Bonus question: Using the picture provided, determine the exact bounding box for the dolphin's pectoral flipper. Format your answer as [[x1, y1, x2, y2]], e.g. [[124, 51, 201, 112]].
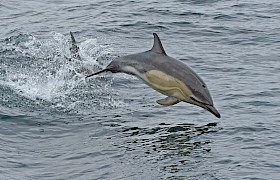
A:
[[70, 32, 81, 60], [156, 97, 180, 106]]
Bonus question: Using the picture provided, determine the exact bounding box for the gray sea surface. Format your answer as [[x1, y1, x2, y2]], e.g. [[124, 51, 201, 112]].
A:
[[0, 0, 280, 179]]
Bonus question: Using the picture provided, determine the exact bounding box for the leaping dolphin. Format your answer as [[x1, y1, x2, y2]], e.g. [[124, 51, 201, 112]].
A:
[[86, 33, 221, 118]]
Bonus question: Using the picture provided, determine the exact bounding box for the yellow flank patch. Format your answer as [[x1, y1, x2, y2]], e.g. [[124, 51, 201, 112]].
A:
[[145, 70, 192, 101]]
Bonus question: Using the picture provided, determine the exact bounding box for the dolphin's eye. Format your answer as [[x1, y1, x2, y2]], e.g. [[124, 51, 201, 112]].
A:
[[202, 84, 206, 88]]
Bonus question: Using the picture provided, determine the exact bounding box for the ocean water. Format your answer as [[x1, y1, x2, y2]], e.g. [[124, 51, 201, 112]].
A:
[[0, 0, 280, 179]]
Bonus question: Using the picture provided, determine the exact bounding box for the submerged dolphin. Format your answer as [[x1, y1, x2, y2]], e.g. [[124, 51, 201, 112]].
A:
[[67, 32, 102, 75], [69, 31, 81, 60], [86, 33, 221, 118]]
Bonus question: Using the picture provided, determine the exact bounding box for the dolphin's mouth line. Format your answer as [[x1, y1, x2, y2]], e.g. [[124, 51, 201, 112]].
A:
[[190, 96, 221, 118], [190, 96, 212, 107]]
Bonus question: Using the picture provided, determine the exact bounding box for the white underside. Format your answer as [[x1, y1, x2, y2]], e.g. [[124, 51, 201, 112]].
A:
[[121, 66, 196, 104]]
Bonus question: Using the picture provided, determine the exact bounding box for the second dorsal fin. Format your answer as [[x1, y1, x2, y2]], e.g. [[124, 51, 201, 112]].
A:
[[151, 33, 167, 55]]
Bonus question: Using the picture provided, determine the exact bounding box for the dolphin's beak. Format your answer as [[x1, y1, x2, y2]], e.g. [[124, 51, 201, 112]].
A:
[[204, 104, 221, 118], [190, 97, 221, 118]]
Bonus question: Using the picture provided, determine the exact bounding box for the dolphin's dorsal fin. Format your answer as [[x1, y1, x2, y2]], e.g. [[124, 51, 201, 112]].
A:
[[151, 33, 167, 55], [70, 32, 81, 60]]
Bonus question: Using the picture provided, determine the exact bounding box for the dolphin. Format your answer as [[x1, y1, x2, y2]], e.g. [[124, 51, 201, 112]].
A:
[[86, 33, 221, 118], [67, 32, 102, 75], [69, 31, 82, 60]]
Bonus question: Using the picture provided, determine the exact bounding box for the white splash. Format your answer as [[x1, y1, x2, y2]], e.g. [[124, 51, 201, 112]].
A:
[[1, 32, 126, 114]]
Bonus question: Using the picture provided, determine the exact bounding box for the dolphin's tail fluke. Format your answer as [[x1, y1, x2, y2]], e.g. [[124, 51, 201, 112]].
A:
[[70, 32, 81, 60], [86, 69, 109, 79]]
